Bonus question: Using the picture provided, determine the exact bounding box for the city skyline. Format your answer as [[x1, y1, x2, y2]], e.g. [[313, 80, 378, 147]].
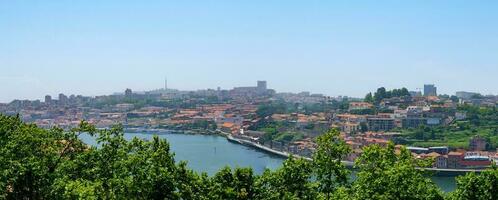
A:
[[2, 1, 498, 102], [0, 79, 488, 103], [2, 1, 498, 198]]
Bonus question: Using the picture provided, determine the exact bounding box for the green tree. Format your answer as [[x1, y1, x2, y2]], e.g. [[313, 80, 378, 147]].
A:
[[313, 129, 351, 200], [208, 166, 255, 200], [254, 157, 317, 200], [352, 143, 443, 200], [0, 115, 91, 199], [256, 101, 288, 117], [364, 92, 374, 103], [53, 126, 180, 199], [370, 87, 410, 104], [448, 168, 498, 200], [374, 87, 387, 103], [175, 162, 210, 200], [4, 114, 498, 199]]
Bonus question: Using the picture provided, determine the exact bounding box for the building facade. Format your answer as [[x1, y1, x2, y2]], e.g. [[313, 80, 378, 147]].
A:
[[367, 118, 395, 131], [424, 84, 437, 96]]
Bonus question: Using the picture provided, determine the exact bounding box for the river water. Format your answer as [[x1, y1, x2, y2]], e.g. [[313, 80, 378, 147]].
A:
[[79, 132, 457, 192]]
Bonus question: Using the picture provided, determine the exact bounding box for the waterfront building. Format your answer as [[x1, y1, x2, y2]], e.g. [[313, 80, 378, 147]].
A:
[[460, 155, 492, 169], [407, 147, 429, 154], [429, 146, 449, 155], [216, 115, 244, 126], [220, 122, 239, 134], [447, 152, 464, 169], [434, 155, 448, 168], [241, 130, 265, 139]]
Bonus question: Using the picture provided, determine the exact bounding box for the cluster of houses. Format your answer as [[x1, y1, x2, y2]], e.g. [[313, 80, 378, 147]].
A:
[[412, 147, 497, 169], [342, 132, 497, 169], [2, 83, 498, 170], [335, 96, 465, 135]]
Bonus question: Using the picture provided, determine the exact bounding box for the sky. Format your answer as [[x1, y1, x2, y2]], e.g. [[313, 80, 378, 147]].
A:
[[1, 1, 498, 103]]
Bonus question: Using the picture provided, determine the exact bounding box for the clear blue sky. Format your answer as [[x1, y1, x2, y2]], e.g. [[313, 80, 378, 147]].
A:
[[1, 1, 497, 102]]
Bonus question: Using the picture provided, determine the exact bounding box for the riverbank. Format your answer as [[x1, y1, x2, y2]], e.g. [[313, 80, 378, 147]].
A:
[[104, 128, 488, 176], [226, 134, 307, 159], [224, 133, 353, 168], [123, 127, 220, 135], [80, 131, 459, 192], [219, 131, 488, 175]]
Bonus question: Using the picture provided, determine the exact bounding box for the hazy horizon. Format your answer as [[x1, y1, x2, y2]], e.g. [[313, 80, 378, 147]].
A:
[[2, 1, 498, 103], [0, 78, 493, 103]]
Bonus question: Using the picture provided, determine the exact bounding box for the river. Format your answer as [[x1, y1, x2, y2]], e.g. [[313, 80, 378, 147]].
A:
[[79, 132, 457, 192]]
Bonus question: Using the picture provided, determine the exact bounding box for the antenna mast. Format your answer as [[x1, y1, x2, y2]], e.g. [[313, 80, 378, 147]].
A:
[[164, 77, 168, 90]]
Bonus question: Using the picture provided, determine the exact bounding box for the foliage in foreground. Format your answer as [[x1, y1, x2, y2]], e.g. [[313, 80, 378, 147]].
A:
[[0, 114, 497, 199]]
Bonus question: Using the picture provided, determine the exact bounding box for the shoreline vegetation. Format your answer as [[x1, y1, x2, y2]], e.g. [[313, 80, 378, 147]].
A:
[[2, 114, 497, 199]]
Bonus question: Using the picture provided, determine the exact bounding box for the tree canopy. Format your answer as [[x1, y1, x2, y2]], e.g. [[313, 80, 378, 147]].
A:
[[1, 114, 497, 199], [365, 87, 411, 104]]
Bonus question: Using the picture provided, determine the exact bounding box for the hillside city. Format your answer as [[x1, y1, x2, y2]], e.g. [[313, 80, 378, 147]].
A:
[[2, 81, 497, 170]]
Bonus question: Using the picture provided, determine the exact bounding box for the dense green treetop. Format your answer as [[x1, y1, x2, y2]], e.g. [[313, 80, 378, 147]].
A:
[[352, 143, 443, 200], [364, 87, 411, 104], [313, 129, 351, 200], [447, 167, 498, 200]]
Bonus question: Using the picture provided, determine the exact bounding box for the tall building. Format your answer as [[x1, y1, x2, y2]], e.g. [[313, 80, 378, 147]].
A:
[[58, 93, 68, 105], [424, 84, 437, 96], [257, 81, 267, 91], [44, 95, 52, 104]]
